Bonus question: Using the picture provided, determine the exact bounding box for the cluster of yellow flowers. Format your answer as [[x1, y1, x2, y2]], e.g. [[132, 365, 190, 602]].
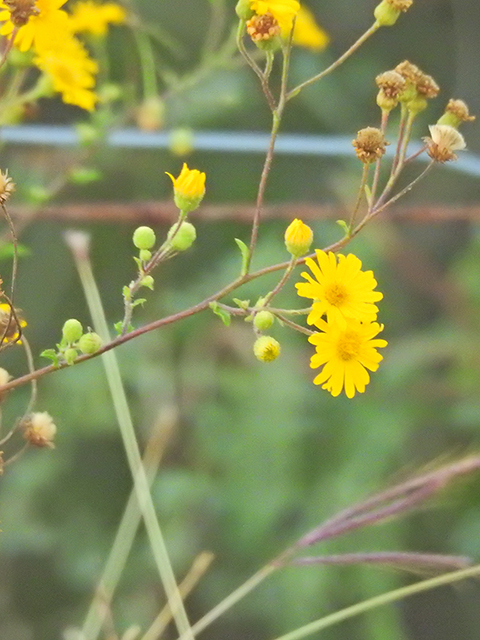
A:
[[0, 0, 126, 110], [288, 222, 387, 399]]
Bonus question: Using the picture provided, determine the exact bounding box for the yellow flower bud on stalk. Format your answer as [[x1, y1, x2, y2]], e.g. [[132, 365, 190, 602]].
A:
[[285, 219, 313, 257], [253, 335, 281, 362], [166, 163, 206, 214]]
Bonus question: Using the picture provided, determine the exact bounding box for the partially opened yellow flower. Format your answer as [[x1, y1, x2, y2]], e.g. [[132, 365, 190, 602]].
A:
[[0, 0, 69, 53], [69, 0, 126, 36], [166, 163, 206, 213], [308, 317, 387, 398], [250, 0, 300, 35], [293, 5, 329, 51]]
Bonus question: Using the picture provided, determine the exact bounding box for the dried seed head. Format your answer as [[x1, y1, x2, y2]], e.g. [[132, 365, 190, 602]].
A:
[[425, 124, 466, 163], [386, 0, 413, 10], [415, 73, 440, 99], [3, 0, 39, 27], [246, 12, 281, 43], [437, 99, 476, 128], [395, 60, 422, 83], [352, 127, 389, 164], [0, 170, 15, 205], [23, 411, 57, 448], [375, 71, 406, 99]]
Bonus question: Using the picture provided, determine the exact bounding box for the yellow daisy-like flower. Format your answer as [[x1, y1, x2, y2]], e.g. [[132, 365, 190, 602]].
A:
[[166, 163, 206, 213], [250, 0, 300, 35], [296, 250, 383, 326], [69, 0, 126, 36], [0, 302, 27, 345], [0, 0, 69, 53], [308, 317, 387, 398], [34, 35, 99, 110], [293, 5, 329, 51]]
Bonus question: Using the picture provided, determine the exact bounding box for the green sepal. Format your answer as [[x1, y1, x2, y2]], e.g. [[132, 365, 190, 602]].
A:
[[114, 321, 134, 334], [234, 238, 250, 276], [40, 349, 60, 367], [209, 302, 231, 326], [233, 298, 250, 310]]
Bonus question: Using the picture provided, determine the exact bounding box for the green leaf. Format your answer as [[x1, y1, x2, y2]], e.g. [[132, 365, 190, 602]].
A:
[[234, 238, 250, 276], [232, 298, 250, 310], [122, 285, 131, 301], [364, 183, 373, 208], [114, 321, 134, 334], [336, 219, 350, 236], [209, 301, 231, 326], [40, 349, 60, 367], [69, 167, 103, 185], [131, 298, 147, 308]]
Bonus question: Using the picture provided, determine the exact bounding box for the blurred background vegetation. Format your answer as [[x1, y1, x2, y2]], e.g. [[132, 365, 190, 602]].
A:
[[1, 0, 480, 638]]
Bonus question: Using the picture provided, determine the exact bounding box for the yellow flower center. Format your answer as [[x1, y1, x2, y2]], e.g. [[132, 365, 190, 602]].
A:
[[337, 330, 362, 361], [325, 281, 348, 307]]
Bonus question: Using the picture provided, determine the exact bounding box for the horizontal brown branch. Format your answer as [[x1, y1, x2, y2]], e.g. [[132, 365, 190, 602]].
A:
[[8, 201, 480, 224]]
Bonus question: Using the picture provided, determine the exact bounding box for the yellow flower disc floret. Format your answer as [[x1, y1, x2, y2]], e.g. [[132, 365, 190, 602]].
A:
[[295, 250, 383, 326], [308, 318, 387, 398]]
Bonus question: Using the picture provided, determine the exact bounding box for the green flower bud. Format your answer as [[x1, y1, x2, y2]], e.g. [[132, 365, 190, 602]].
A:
[[253, 336, 281, 362], [64, 348, 78, 365], [169, 127, 195, 157], [78, 331, 102, 355], [139, 249, 152, 262], [167, 221, 197, 251], [133, 226, 156, 250], [254, 310, 275, 331], [235, 0, 254, 20], [62, 318, 83, 343]]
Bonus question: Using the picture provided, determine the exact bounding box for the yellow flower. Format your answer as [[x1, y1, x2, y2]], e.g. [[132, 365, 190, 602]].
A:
[[295, 249, 383, 326], [166, 163, 206, 213], [0, 302, 26, 345], [284, 218, 313, 257], [34, 35, 99, 110], [250, 0, 300, 35], [0, 0, 69, 52], [293, 5, 329, 51], [308, 317, 387, 398], [69, 0, 126, 36]]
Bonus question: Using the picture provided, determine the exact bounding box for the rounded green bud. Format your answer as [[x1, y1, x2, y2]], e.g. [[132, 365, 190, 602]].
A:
[[169, 127, 195, 157], [374, 1, 399, 26], [254, 310, 275, 331], [235, 0, 254, 20], [139, 249, 152, 262], [253, 336, 281, 362], [62, 318, 83, 343], [406, 96, 428, 114], [64, 348, 78, 365], [133, 226, 156, 250], [78, 331, 102, 355], [140, 275, 154, 289], [167, 221, 197, 251]]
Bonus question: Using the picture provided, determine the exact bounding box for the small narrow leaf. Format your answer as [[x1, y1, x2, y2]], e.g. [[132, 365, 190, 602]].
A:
[[131, 298, 147, 308], [209, 301, 231, 326], [336, 219, 350, 236], [234, 238, 250, 276], [40, 349, 60, 367]]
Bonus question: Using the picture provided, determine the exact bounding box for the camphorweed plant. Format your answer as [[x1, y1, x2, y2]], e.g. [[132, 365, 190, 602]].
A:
[[0, 0, 479, 638]]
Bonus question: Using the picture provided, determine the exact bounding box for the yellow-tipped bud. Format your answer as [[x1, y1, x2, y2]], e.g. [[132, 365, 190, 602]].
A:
[[285, 219, 313, 257], [253, 336, 281, 362], [166, 163, 206, 214]]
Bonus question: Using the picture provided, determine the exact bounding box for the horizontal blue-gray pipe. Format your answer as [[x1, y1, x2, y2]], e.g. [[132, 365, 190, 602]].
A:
[[1, 125, 480, 177]]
